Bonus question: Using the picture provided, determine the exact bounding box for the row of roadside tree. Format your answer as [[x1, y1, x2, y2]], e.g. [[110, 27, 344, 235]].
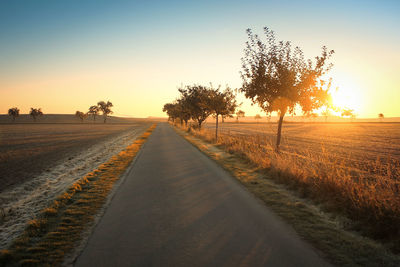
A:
[[164, 27, 334, 152]]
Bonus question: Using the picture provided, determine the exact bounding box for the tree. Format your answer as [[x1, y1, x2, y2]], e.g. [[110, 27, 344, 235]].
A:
[[163, 102, 181, 124], [88, 105, 100, 121], [29, 108, 43, 122], [254, 114, 262, 123], [97, 101, 113, 123], [178, 85, 213, 130], [8, 107, 20, 122], [341, 108, 354, 118], [240, 27, 334, 151], [321, 108, 330, 122], [75, 111, 87, 122], [208, 86, 238, 140], [378, 113, 384, 122], [236, 110, 245, 123]]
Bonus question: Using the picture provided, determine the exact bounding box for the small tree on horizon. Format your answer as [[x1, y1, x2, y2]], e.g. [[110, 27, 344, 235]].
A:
[[378, 113, 384, 122], [88, 105, 100, 121], [97, 101, 113, 123], [235, 110, 245, 123], [29, 108, 43, 122], [254, 114, 262, 123], [75, 111, 87, 122], [8, 107, 20, 122], [240, 27, 334, 151]]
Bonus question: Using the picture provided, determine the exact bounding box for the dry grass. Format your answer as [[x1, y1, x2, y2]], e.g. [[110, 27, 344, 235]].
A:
[[184, 122, 400, 252], [0, 124, 156, 266]]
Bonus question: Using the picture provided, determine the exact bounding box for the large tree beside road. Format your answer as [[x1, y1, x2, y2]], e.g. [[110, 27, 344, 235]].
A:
[[240, 27, 334, 151]]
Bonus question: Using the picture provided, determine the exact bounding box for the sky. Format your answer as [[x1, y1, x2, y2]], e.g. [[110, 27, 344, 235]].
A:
[[0, 0, 399, 118]]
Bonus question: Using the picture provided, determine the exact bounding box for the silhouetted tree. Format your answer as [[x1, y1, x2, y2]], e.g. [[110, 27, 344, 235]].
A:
[[236, 110, 245, 123], [254, 114, 261, 123], [97, 101, 113, 123], [88, 105, 100, 121], [321, 109, 330, 122], [8, 107, 20, 122], [378, 113, 384, 122], [341, 108, 354, 118], [75, 111, 87, 122], [241, 27, 334, 151], [208, 86, 238, 139], [178, 85, 213, 130], [29, 108, 43, 122]]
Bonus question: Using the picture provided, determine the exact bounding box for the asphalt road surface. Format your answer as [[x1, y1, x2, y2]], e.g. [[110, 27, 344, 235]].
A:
[[75, 123, 330, 267]]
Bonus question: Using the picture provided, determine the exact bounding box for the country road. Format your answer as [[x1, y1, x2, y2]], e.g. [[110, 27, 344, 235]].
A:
[[75, 123, 330, 267]]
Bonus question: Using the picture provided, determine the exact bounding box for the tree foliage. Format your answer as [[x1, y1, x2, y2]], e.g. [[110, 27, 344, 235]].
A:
[[240, 27, 334, 151], [75, 111, 87, 122], [8, 107, 20, 122], [178, 85, 213, 129], [88, 105, 100, 121], [29, 108, 43, 122], [97, 101, 113, 123]]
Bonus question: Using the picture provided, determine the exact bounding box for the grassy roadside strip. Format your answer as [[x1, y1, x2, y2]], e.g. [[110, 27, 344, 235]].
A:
[[0, 124, 156, 266], [173, 125, 400, 267]]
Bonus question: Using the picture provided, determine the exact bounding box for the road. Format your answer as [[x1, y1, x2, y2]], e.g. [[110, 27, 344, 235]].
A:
[[75, 123, 330, 267]]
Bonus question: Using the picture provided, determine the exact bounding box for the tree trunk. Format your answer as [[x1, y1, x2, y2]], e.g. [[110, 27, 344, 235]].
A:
[[198, 119, 202, 130], [276, 114, 284, 152], [103, 116, 107, 123], [215, 115, 219, 140]]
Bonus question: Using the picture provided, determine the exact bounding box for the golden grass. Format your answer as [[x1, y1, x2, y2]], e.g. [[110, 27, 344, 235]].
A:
[[181, 123, 400, 252], [175, 124, 400, 266], [0, 124, 156, 266]]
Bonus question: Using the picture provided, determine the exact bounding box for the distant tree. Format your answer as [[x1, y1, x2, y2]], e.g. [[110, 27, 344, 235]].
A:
[[75, 111, 87, 122], [240, 27, 334, 151], [306, 112, 318, 122], [341, 108, 354, 118], [178, 85, 213, 130], [29, 108, 43, 122], [208, 86, 238, 139], [378, 113, 384, 122], [236, 110, 245, 123], [321, 109, 330, 122], [267, 113, 271, 123], [97, 101, 113, 123], [254, 114, 262, 123], [8, 107, 20, 122], [88, 105, 100, 121]]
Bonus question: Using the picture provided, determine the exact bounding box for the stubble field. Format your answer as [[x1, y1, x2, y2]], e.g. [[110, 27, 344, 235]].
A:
[[0, 122, 151, 249], [204, 122, 400, 179]]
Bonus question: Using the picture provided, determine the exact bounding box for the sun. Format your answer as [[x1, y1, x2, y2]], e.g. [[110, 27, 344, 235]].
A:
[[329, 76, 364, 114]]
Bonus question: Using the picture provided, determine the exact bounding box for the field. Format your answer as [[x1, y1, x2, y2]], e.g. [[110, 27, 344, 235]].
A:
[[195, 121, 400, 249], [204, 122, 400, 179], [0, 123, 151, 191], [0, 122, 151, 249]]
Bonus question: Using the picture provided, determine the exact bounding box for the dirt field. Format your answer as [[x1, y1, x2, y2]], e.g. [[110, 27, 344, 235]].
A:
[[0, 123, 151, 191], [204, 122, 400, 179], [0, 122, 152, 249]]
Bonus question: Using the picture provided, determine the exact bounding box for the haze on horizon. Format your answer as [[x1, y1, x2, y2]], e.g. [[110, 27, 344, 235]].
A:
[[0, 0, 399, 118]]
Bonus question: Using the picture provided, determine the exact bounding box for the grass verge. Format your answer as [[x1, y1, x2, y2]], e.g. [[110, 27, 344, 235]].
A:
[[0, 124, 156, 266], [173, 125, 400, 267]]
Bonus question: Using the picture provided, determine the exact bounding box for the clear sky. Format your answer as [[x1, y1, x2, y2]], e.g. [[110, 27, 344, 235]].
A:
[[1, 0, 399, 118]]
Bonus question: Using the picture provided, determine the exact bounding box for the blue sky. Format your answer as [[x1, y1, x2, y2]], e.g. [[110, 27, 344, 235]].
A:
[[0, 0, 399, 117]]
